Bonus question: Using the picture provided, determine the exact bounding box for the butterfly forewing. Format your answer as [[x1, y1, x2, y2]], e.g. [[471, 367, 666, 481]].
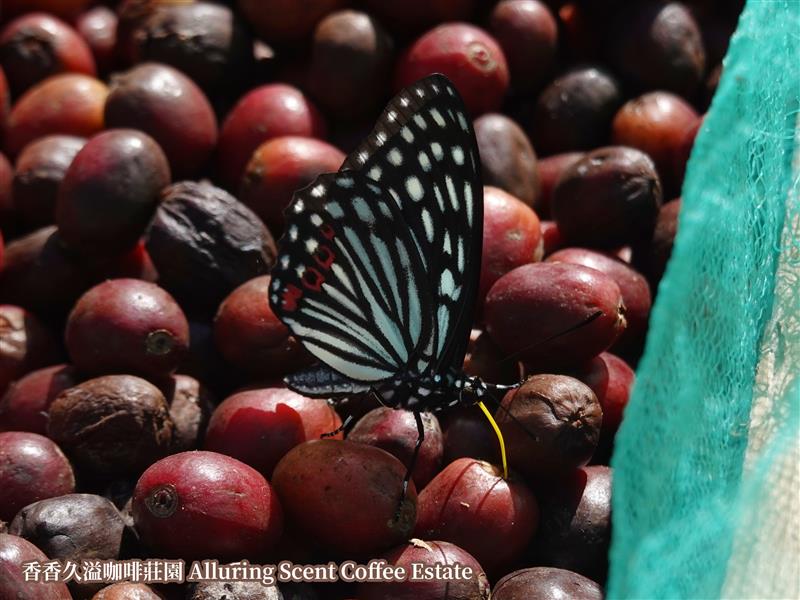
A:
[[269, 172, 434, 384], [341, 74, 483, 375]]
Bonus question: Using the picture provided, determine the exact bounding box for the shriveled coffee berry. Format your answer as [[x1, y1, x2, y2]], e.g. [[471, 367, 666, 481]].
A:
[[552, 146, 663, 248], [66, 279, 189, 378], [47, 375, 173, 475], [9, 493, 125, 562], [0, 304, 60, 396], [496, 375, 602, 481], [145, 181, 277, 317]]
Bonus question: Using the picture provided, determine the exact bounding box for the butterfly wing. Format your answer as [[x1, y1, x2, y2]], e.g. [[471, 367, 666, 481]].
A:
[[269, 172, 434, 387], [341, 73, 483, 376]]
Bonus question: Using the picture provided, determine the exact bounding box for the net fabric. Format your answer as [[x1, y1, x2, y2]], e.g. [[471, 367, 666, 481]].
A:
[[607, 1, 800, 599]]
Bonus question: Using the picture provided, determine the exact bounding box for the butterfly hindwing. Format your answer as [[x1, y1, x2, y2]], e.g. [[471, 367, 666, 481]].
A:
[[270, 172, 434, 384], [341, 73, 483, 376]]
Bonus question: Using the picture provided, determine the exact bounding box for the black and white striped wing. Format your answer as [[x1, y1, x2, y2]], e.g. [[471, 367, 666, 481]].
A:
[[341, 73, 483, 375], [269, 172, 434, 385]]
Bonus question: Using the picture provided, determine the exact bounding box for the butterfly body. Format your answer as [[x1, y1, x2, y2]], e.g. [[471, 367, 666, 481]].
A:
[[270, 74, 487, 407]]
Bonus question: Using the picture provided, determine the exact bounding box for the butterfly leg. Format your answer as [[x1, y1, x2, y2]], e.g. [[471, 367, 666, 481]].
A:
[[320, 413, 353, 438], [402, 410, 426, 498]]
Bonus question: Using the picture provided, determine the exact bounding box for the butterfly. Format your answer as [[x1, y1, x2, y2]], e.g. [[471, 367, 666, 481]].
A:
[[268, 74, 514, 492]]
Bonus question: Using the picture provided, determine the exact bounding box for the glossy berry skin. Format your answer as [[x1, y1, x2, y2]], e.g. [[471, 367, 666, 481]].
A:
[[4, 74, 107, 157], [485, 262, 626, 369], [612, 91, 700, 194], [75, 6, 118, 75], [213, 276, 311, 377], [216, 84, 327, 190], [239, 136, 345, 235], [204, 386, 342, 478], [237, 0, 347, 44], [489, 0, 558, 93], [308, 10, 395, 120], [65, 279, 189, 379], [0, 533, 72, 599], [358, 540, 490, 600], [104, 63, 217, 178], [133, 451, 283, 561], [0, 13, 96, 97], [272, 440, 417, 557], [414, 458, 538, 575], [546, 247, 651, 357], [0, 364, 79, 434], [395, 23, 509, 116], [529, 466, 612, 582], [493, 567, 603, 600], [0, 431, 75, 522], [12, 135, 86, 228], [474, 114, 540, 208], [348, 407, 443, 489], [479, 186, 542, 308], [56, 129, 171, 255], [536, 152, 584, 219]]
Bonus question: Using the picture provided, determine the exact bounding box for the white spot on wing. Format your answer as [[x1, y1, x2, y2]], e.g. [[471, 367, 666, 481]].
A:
[[401, 127, 414, 143], [352, 196, 374, 224], [421, 208, 434, 242], [388, 148, 403, 165], [368, 166, 382, 180], [338, 177, 354, 188], [293, 199, 304, 213], [326, 202, 344, 218], [457, 112, 469, 131], [464, 182, 473, 225], [289, 225, 298, 240], [418, 151, 431, 172], [445, 175, 459, 210], [279, 256, 289, 268], [440, 268, 455, 296], [305, 238, 318, 253], [413, 115, 427, 129], [311, 185, 325, 197], [406, 176, 424, 202], [430, 108, 446, 127], [310, 213, 322, 226], [452, 146, 464, 165], [431, 142, 443, 160], [443, 232, 451, 254]]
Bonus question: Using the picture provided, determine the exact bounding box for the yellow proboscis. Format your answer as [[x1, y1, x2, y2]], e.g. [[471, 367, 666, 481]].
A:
[[477, 400, 508, 479]]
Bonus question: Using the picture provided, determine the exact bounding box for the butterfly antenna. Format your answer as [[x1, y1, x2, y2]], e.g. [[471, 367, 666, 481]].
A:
[[496, 310, 604, 365], [477, 400, 508, 479]]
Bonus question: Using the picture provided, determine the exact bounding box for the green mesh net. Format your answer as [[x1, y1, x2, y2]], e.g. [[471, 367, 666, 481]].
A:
[[607, 1, 800, 598]]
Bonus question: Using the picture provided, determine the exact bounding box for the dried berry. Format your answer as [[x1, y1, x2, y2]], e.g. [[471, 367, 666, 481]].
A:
[[0, 304, 60, 396], [145, 181, 276, 317], [495, 375, 602, 480], [47, 375, 173, 475]]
